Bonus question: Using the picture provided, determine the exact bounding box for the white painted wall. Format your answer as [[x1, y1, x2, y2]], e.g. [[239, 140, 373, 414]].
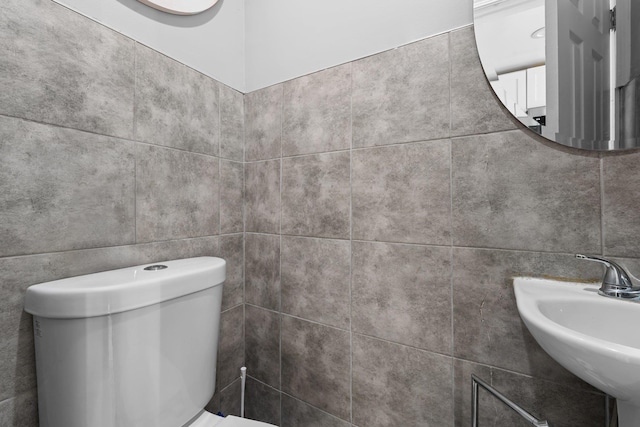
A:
[[244, 0, 473, 92], [51, 0, 473, 92], [52, 0, 245, 91]]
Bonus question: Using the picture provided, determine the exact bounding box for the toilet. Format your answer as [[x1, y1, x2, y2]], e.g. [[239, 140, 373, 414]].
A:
[[24, 257, 277, 427]]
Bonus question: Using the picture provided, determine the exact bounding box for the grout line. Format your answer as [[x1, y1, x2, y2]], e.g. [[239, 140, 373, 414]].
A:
[[4, 235, 634, 264], [447, 31, 456, 414], [348, 59, 354, 426], [279, 83, 284, 412], [218, 157, 222, 236], [0, 112, 235, 161], [133, 42, 138, 144]]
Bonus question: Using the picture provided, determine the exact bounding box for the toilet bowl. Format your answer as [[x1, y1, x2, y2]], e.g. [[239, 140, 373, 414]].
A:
[[24, 257, 277, 427], [190, 411, 275, 427]]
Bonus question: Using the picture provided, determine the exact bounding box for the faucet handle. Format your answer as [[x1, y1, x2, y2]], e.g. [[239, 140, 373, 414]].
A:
[[576, 254, 634, 291]]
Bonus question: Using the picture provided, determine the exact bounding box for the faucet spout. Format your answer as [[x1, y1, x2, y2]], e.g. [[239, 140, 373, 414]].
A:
[[576, 254, 639, 299]]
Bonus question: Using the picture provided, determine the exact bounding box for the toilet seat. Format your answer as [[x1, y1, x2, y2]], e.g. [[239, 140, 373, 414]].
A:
[[188, 411, 278, 427], [215, 415, 277, 427]]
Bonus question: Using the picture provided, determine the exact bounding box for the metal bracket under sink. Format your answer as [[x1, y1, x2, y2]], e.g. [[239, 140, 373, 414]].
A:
[[471, 375, 616, 427], [471, 374, 549, 427]]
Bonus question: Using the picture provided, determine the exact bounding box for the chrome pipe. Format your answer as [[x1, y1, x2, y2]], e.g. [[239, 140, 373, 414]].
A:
[[471, 375, 550, 427]]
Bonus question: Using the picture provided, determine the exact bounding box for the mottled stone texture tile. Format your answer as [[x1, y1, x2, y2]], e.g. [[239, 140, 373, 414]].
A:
[[136, 145, 219, 242], [282, 64, 352, 156], [452, 247, 601, 387], [217, 379, 242, 417], [450, 27, 517, 137], [352, 34, 450, 148], [452, 130, 601, 253], [281, 316, 351, 421], [352, 140, 451, 245], [245, 305, 281, 389], [245, 234, 280, 311], [452, 359, 493, 427], [245, 84, 283, 161], [217, 305, 244, 390], [352, 242, 452, 354], [135, 43, 219, 156], [0, 389, 38, 427], [218, 234, 244, 311], [453, 359, 605, 427], [603, 150, 640, 257], [281, 395, 351, 427], [0, 117, 136, 258], [281, 152, 350, 239], [245, 160, 281, 234], [245, 377, 281, 425], [220, 84, 245, 161], [352, 334, 453, 427], [0, 0, 134, 139], [220, 160, 244, 234], [281, 237, 350, 329], [0, 311, 34, 404]]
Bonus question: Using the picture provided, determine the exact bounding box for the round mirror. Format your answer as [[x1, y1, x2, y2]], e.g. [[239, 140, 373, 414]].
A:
[[473, 0, 640, 151], [136, 0, 219, 15]]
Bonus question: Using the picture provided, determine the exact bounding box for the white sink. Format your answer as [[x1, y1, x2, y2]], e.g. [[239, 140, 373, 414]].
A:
[[514, 277, 640, 427]]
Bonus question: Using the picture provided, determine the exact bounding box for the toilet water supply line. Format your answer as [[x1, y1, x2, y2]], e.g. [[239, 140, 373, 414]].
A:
[[240, 367, 247, 418]]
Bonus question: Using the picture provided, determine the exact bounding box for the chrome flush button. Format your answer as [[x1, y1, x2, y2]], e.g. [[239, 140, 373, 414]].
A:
[[144, 265, 168, 271]]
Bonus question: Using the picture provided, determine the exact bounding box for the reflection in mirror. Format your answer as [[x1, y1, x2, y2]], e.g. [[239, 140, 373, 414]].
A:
[[474, 0, 640, 151]]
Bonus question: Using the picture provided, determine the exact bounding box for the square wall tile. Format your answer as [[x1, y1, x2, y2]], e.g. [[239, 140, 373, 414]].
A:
[[282, 64, 352, 156], [217, 305, 244, 389], [603, 150, 640, 257], [282, 395, 351, 427], [220, 84, 245, 161], [352, 140, 451, 245], [136, 145, 219, 243], [452, 359, 492, 427], [0, 389, 38, 427], [245, 377, 281, 425], [281, 316, 351, 421], [452, 247, 601, 387], [281, 237, 350, 329], [220, 160, 244, 234], [245, 160, 281, 234], [281, 152, 350, 239], [245, 305, 280, 389], [0, 0, 134, 139], [220, 380, 242, 417], [134, 43, 219, 156], [0, 311, 34, 403], [218, 234, 244, 311], [352, 334, 454, 427], [0, 117, 135, 258], [352, 242, 452, 354], [352, 34, 450, 148], [452, 130, 601, 253], [245, 234, 280, 311], [245, 84, 283, 161], [450, 27, 517, 137]]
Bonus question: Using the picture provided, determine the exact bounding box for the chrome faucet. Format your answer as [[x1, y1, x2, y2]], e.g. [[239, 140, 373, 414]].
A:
[[576, 254, 640, 299]]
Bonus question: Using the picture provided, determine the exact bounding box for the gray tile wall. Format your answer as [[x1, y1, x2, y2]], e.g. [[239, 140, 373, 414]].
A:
[[0, 1, 244, 424], [242, 26, 636, 427]]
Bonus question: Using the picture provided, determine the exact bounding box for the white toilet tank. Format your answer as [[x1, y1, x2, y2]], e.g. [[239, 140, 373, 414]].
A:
[[24, 257, 226, 427]]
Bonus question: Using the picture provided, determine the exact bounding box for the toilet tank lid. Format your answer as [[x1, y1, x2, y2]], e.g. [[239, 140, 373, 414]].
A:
[[24, 257, 225, 319]]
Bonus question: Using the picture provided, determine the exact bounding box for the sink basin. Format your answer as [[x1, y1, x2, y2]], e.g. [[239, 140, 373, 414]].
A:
[[514, 277, 640, 427]]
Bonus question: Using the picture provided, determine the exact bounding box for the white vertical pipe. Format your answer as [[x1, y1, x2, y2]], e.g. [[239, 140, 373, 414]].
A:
[[240, 367, 247, 418]]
